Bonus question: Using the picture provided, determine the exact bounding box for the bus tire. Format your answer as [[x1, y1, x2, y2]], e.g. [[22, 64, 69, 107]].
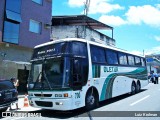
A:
[[85, 89, 98, 110], [131, 82, 136, 95], [136, 81, 141, 93]]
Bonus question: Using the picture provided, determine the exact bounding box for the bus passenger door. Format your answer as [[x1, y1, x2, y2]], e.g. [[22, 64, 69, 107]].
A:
[[71, 58, 88, 90]]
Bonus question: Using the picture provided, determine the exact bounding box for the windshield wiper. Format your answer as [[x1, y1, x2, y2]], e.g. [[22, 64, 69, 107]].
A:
[[32, 71, 52, 90], [33, 72, 42, 90], [43, 70, 52, 90]]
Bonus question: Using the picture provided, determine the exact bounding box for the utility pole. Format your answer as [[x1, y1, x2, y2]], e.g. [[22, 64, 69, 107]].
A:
[[83, 0, 90, 38], [84, 0, 90, 16]]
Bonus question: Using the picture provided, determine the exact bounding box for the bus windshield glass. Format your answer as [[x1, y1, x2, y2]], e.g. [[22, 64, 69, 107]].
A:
[[28, 58, 70, 90]]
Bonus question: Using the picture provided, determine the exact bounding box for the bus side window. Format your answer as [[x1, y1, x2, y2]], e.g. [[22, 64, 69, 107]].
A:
[[72, 42, 87, 57], [90, 45, 106, 63], [118, 52, 128, 65], [135, 57, 141, 66], [128, 55, 135, 65], [106, 49, 118, 65]]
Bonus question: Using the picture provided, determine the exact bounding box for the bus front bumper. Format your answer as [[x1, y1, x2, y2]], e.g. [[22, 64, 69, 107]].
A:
[[29, 97, 73, 110]]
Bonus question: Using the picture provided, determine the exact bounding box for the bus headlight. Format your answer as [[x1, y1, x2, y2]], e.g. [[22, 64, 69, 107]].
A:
[[55, 102, 63, 105]]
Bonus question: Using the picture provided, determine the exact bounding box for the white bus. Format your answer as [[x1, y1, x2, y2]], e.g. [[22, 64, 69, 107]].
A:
[[28, 38, 148, 110]]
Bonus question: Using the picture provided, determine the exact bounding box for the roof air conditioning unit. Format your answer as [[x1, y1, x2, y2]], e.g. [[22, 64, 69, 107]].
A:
[[44, 23, 51, 29]]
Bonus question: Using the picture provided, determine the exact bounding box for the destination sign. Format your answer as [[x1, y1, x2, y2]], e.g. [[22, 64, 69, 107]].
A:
[[32, 42, 68, 59]]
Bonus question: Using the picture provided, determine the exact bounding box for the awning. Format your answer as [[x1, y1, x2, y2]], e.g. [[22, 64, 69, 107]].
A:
[[3, 60, 30, 65], [6, 10, 22, 23], [52, 15, 113, 30]]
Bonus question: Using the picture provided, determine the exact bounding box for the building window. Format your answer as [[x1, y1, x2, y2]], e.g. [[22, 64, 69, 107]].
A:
[[32, 0, 43, 5], [5, 0, 22, 23], [6, 10, 22, 23], [29, 20, 41, 34], [6, 0, 21, 13], [100, 34, 104, 41], [3, 21, 19, 44]]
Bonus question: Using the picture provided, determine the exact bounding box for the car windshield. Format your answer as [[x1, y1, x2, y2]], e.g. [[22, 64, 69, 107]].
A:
[[28, 57, 70, 90]]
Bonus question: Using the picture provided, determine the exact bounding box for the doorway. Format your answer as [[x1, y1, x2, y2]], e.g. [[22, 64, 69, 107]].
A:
[[17, 69, 29, 94]]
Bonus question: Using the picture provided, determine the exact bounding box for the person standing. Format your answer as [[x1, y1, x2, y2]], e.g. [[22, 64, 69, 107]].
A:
[[10, 78, 20, 110], [154, 73, 159, 84], [150, 71, 155, 83]]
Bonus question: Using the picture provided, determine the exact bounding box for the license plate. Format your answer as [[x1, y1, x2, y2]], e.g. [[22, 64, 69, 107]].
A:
[[5, 93, 12, 99]]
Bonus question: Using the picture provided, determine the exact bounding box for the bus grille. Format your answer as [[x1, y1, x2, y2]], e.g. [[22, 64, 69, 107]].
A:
[[34, 94, 52, 97], [35, 101, 53, 107]]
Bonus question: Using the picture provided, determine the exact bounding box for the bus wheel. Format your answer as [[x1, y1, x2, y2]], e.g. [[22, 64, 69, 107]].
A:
[[131, 82, 136, 95], [85, 90, 97, 110], [136, 81, 141, 93]]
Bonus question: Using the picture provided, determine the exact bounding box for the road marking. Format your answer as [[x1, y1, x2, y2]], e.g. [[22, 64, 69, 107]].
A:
[[130, 95, 150, 106]]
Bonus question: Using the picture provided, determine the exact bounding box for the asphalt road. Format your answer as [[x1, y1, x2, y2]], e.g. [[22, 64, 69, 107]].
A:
[[1, 82, 160, 120]]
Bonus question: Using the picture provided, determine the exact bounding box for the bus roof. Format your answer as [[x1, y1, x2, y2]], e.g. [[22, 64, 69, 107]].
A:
[[35, 38, 144, 58]]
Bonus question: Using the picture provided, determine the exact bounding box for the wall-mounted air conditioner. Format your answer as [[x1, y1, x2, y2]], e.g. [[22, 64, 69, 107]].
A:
[[44, 23, 51, 29]]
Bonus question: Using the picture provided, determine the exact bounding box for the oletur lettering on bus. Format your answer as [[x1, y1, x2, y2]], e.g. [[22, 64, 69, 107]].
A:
[[104, 66, 118, 72]]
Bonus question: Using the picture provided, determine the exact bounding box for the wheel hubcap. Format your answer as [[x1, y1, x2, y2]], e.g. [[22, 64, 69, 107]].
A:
[[132, 85, 135, 92], [137, 85, 139, 91], [87, 95, 95, 105]]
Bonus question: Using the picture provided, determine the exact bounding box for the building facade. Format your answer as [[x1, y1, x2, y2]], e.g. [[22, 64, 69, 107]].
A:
[[0, 0, 52, 93], [51, 15, 115, 46], [146, 54, 160, 74]]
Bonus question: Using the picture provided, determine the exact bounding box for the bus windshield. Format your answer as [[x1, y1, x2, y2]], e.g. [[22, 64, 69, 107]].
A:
[[28, 57, 70, 90], [28, 41, 88, 90]]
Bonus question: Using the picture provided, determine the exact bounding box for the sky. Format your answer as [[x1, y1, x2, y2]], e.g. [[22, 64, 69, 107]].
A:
[[52, 0, 160, 55]]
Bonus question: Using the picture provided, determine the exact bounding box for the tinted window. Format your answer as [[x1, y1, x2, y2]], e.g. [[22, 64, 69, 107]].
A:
[[135, 57, 141, 66], [72, 42, 87, 57], [32, 0, 43, 4], [0, 81, 14, 90], [128, 55, 135, 65], [3, 21, 19, 44], [6, 10, 22, 23], [106, 49, 118, 65], [118, 53, 128, 65], [6, 0, 21, 13], [72, 58, 88, 86], [90, 45, 106, 63]]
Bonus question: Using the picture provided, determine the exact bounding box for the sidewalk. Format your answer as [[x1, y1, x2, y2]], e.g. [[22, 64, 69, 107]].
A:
[[7, 97, 41, 112]]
